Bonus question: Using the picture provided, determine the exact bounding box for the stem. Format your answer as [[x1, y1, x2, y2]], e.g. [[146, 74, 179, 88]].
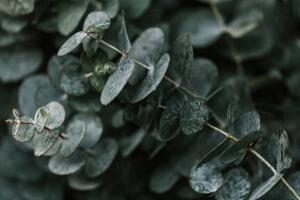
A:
[[206, 122, 300, 200], [208, 0, 245, 76], [92, 28, 300, 200]]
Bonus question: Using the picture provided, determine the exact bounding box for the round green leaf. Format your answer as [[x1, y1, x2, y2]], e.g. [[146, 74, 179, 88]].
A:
[[130, 53, 170, 103], [119, 0, 150, 19], [60, 120, 86, 157], [175, 9, 222, 47], [12, 116, 34, 143], [85, 138, 118, 178], [233, 111, 261, 138], [69, 93, 102, 113], [58, 31, 87, 56], [119, 128, 146, 157], [215, 168, 251, 200], [57, 0, 89, 36], [189, 163, 223, 194], [48, 151, 86, 175], [0, 46, 43, 83], [101, 56, 135, 105], [182, 58, 218, 97], [72, 113, 103, 148], [33, 107, 49, 134], [18, 75, 50, 116], [33, 129, 60, 157], [149, 164, 180, 194], [59, 63, 90, 96], [90, 74, 106, 92], [68, 173, 102, 191], [128, 27, 165, 85], [48, 55, 80, 89], [180, 99, 210, 135], [83, 11, 111, 32], [45, 101, 66, 130], [0, 0, 34, 16]]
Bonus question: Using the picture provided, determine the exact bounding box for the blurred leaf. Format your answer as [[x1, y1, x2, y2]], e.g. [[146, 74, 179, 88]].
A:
[[119, 128, 146, 157], [85, 138, 118, 177], [57, 0, 89, 36], [215, 168, 251, 200], [60, 119, 86, 157], [0, 0, 34, 16], [0, 46, 43, 83], [175, 9, 222, 47], [49, 151, 86, 175]]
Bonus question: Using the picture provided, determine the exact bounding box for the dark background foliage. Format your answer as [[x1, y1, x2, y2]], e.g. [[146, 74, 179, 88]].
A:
[[1, 0, 300, 199]]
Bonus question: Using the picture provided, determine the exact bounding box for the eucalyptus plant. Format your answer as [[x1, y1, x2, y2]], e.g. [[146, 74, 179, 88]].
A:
[[1, 0, 300, 199]]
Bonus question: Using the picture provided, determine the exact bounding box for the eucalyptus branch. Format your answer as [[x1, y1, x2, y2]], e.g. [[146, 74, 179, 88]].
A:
[[5, 118, 67, 140], [98, 39, 206, 101], [205, 122, 300, 200], [90, 27, 300, 200]]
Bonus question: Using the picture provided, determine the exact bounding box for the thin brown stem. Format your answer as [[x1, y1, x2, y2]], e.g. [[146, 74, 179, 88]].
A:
[[205, 122, 300, 200]]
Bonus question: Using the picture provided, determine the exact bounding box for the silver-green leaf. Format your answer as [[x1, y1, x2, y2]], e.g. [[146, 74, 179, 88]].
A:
[[58, 31, 87, 56], [101, 56, 135, 105]]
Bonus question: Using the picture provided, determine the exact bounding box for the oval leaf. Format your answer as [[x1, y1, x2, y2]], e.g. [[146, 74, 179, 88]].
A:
[[101, 56, 135, 105], [189, 163, 223, 194], [58, 31, 87, 56], [130, 53, 170, 103], [85, 138, 118, 178]]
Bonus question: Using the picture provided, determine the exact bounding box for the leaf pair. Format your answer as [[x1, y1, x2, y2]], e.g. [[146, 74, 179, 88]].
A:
[[58, 11, 111, 56]]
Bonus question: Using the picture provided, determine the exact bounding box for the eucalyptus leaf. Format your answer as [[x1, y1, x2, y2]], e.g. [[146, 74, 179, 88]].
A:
[[85, 138, 118, 178], [180, 99, 210, 135], [149, 164, 180, 194], [221, 131, 263, 164], [119, 0, 150, 19], [215, 168, 251, 200], [12, 116, 34, 143], [59, 63, 90, 96], [119, 128, 146, 157], [0, 46, 43, 83], [18, 75, 50, 116], [175, 9, 222, 47], [68, 173, 102, 191], [101, 56, 135, 105], [72, 113, 103, 148], [33, 129, 60, 157], [128, 27, 165, 85], [249, 173, 282, 200], [57, 0, 89, 36], [83, 11, 111, 32], [130, 53, 170, 103], [58, 31, 87, 56], [182, 58, 218, 97], [49, 151, 86, 175], [189, 163, 223, 194], [269, 128, 292, 172], [60, 119, 86, 157], [45, 101, 66, 130], [33, 106, 49, 134], [0, 0, 34, 16]]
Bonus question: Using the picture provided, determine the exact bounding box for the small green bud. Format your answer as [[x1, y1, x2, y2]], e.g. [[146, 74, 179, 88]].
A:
[[90, 74, 106, 92]]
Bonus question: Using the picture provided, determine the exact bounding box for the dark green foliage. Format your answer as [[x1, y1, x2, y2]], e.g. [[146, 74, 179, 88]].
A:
[[1, 0, 300, 199]]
